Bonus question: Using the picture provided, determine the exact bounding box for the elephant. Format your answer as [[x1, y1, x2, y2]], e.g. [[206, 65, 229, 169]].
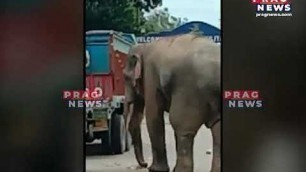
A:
[[123, 33, 220, 172]]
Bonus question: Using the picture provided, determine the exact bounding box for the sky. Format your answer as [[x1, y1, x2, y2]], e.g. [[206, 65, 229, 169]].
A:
[[158, 0, 220, 28]]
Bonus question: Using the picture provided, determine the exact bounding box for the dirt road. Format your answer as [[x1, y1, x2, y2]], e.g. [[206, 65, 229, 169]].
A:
[[86, 115, 213, 172]]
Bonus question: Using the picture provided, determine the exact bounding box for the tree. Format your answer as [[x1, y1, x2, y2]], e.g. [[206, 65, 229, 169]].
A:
[[141, 8, 188, 33], [86, 0, 146, 33], [134, 0, 163, 12], [85, 0, 187, 35]]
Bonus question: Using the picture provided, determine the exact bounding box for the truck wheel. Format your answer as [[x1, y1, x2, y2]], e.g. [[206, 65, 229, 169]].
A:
[[111, 114, 126, 154], [85, 133, 95, 143], [126, 131, 132, 151], [86, 123, 95, 143], [101, 121, 112, 154]]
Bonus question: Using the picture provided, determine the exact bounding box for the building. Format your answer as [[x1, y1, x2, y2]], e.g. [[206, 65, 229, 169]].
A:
[[136, 21, 221, 44]]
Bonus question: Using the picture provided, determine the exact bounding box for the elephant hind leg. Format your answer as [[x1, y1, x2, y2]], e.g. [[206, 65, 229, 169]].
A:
[[169, 99, 204, 172], [172, 131, 197, 172]]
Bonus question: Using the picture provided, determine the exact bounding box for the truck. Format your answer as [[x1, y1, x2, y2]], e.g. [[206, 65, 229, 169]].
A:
[[85, 30, 137, 154]]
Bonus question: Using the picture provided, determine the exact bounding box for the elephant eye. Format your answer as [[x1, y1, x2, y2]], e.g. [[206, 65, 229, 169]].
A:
[[123, 73, 130, 82], [128, 55, 138, 67], [123, 73, 128, 80], [123, 75, 128, 81]]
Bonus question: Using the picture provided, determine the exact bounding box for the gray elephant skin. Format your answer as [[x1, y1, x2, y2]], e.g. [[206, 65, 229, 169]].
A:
[[123, 34, 220, 172]]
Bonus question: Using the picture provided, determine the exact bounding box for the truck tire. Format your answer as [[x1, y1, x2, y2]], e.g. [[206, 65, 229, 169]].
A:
[[101, 134, 112, 154], [86, 123, 95, 143], [85, 133, 95, 143], [111, 114, 126, 154], [101, 121, 112, 154]]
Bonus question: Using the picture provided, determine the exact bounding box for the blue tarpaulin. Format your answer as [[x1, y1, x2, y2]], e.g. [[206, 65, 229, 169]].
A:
[[136, 21, 221, 43]]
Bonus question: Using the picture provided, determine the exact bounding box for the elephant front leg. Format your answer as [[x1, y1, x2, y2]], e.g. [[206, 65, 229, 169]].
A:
[[210, 121, 220, 172], [169, 95, 204, 172], [146, 107, 169, 172]]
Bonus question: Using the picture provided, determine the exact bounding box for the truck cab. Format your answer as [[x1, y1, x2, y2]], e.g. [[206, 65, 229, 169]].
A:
[[85, 30, 137, 154]]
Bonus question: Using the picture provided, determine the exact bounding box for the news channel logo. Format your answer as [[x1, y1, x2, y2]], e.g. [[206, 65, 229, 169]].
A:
[[63, 87, 105, 108], [252, 0, 293, 17], [224, 90, 263, 108]]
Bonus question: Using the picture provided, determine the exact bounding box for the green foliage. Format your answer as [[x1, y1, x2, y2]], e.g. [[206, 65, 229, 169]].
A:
[[85, 0, 187, 34], [86, 0, 144, 33], [134, 0, 162, 12], [141, 8, 188, 33]]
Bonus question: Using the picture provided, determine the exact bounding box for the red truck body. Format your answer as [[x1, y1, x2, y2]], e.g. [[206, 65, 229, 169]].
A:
[[85, 30, 136, 154], [85, 50, 127, 100]]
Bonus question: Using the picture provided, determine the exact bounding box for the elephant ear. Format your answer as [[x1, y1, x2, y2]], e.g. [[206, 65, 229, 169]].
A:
[[133, 54, 142, 80], [134, 60, 141, 80]]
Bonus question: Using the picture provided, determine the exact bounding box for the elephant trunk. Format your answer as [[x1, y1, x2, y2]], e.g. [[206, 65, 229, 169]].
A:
[[123, 100, 147, 168], [123, 101, 132, 131], [131, 124, 148, 168]]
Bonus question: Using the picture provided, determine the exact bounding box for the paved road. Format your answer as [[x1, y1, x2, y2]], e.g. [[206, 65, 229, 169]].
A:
[[86, 115, 213, 172]]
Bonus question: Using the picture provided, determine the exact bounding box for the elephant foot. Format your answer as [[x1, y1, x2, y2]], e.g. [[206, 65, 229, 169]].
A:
[[210, 170, 220, 172], [138, 161, 148, 168], [210, 165, 221, 172], [148, 164, 170, 172], [148, 169, 169, 172], [210, 167, 221, 172], [172, 166, 192, 172]]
